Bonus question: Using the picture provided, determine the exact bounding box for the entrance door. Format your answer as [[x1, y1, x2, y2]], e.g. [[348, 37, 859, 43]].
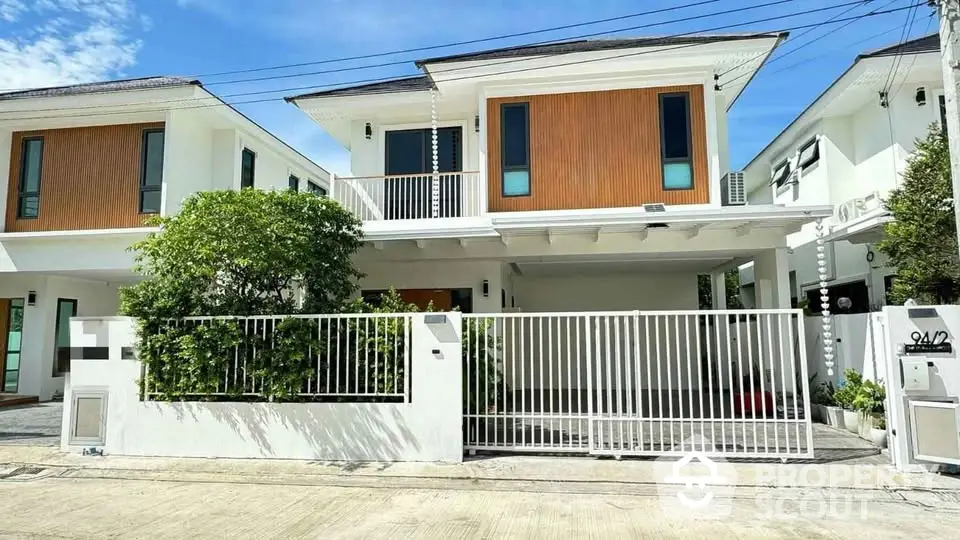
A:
[[0, 299, 24, 393], [384, 127, 462, 219]]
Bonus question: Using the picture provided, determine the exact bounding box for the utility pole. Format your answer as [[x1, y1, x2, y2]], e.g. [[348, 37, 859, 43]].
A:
[[939, 0, 960, 258]]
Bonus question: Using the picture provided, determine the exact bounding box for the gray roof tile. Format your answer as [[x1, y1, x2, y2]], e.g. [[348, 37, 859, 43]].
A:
[[858, 33, 939, 59], [286, 75, 434, 101], [415, 33, 787, 66], [0, 76, 200, 101]]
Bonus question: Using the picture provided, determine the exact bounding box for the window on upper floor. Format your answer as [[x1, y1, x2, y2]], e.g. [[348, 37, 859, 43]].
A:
[[770, 159, 791, 189], [940, 95, 948, 136], [288, 175, 300, 192], [17, 137, 43, 219], [307, 181, 327, 197], [797, 137, 819, 170], [139, 129, 165, 214], [241, 148, 256, 188], [659, 92, 693, 190], [501, 102, 530, 197]]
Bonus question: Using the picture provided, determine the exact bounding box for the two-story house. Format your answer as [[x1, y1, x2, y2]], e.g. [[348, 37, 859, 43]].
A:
[[289, 34, 833, 316], [0, 76, 330, 400], [739, 34, 944, 313]]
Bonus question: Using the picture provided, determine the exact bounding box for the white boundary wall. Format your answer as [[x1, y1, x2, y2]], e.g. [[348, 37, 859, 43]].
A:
[[61, 315, 463, 462]]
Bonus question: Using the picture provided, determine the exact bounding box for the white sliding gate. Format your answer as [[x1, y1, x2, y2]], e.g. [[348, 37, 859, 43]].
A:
[[463, 310, 813, 459]]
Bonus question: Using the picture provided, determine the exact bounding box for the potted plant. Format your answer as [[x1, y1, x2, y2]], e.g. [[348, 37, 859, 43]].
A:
[[834, 369, 863, 434], [820, 381, 843, 428], [853, 379, 887, 447], [809, 378, 834, 424]]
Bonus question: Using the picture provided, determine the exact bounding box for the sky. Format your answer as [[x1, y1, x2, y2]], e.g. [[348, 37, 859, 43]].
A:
[[0, 0, 939, 175]]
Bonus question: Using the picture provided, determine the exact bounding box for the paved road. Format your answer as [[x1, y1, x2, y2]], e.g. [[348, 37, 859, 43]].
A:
[[0, 402, 61, 446], [1, 469, 959, 539]]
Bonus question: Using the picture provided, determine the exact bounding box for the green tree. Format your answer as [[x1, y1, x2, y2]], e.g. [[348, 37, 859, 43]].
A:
[[878, 127, 960, 304], [697, 271, 745, 309], [120, 189, 364, 318]]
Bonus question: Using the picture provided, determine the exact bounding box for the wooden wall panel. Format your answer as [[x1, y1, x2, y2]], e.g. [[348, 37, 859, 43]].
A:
[[487, 85, 709, 212], [5, 122, 164, 232]]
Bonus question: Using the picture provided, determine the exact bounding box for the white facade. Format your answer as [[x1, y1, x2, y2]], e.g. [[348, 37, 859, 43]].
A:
[[0, 81, 330, 399], [63, 315, 464, 462], [740, 36, 944, 309]]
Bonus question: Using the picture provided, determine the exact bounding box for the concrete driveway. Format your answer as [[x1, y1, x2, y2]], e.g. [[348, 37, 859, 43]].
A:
[[0, 402, 62, 446]]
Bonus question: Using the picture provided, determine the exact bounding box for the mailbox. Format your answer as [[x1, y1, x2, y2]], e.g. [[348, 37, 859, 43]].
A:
[[901, 357, 931, 392]]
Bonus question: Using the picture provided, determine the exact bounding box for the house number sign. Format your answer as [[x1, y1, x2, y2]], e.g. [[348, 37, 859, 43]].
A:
[[903, 330, 953, 354]]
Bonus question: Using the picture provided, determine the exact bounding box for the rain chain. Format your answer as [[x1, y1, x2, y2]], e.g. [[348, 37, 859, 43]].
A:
[[430, 88, 440, 219], [816, 218, 834, 376]]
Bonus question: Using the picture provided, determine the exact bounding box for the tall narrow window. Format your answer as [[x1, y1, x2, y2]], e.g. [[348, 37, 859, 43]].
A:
[[307, 181, 327, 196], [241, 148, 256, 188], [288, 175, 300, 191], [658, 93, 693, 190], [501, 102, 530, 196], [940, 95, 948, 136], [52, 298, 78, 377], [139, 129, 164, 213], [17, 137, 43, 218]]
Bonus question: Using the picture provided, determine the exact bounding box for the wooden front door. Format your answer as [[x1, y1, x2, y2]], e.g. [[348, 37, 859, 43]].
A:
[[397, 289, 453, 312]]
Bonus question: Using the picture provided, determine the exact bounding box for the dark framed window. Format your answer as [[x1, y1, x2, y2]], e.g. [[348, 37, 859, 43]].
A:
[[288, 175, 300, 192], [501, 102, 530, 197], [241, 148, 256, 188], [17, 137, 43, 219], [307, 181, 327, 196], [658, 92, 693, 190], [52, 298, 78, 377], [770, 159, 791, 188], [139, 129, 164, 213], [940, 95, 948, 136], [797, 137, 819, 170], [805, 280, 869, 315]]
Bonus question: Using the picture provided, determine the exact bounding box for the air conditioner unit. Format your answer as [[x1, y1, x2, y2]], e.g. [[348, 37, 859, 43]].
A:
[[721, 171, 746, 206]]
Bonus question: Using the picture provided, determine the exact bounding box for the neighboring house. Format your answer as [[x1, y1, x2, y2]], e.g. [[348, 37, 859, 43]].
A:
[[0, 76, 330, 400], [739, 34, 945, 313], [288, 34, 832, 316]]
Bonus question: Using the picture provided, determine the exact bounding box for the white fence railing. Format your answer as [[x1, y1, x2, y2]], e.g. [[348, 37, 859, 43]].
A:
[[463, 310, 813, 459], [332, 171, 483, 221], [142, 314, 413, 402]]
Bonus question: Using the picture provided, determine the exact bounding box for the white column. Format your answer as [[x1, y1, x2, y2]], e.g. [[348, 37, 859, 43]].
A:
[[753, 248, 791, 309], [710, 271, 727, 310], [17, 277, 56, 399], [0, 129, 12, 229]]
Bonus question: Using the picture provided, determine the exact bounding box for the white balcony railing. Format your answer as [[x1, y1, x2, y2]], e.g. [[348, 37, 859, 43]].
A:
[[332, 171, 483, 221]]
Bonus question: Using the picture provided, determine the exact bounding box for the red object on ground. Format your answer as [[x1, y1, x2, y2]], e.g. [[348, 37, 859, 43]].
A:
[[734, 391, 774, 416]]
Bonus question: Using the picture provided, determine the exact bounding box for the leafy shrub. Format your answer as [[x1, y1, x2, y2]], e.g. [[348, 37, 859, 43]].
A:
[[853, 379, 886, 415]]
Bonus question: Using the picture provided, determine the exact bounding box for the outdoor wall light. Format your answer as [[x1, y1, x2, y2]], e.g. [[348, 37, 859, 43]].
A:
[[364, 122, 372, 139], [475, 115, 480, 133], [916, 87, 927, 106], [27, 290, 37, 306], [482, 280, 489, 297]]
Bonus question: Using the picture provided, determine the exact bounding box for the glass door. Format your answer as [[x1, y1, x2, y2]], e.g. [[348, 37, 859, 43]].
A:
[[384, 127, 462, 219], [3, 299, 24, 393]]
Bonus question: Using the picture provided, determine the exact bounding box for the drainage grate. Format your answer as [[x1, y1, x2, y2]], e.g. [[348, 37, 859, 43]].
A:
[[0, 466, 47, 480]]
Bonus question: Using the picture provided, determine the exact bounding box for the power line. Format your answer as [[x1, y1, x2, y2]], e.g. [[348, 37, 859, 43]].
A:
[[0, 0, 798, 98], [203, 0, 790, 87], [0, 0, 898, 119], [0, 1, 924, 122], [716, 0, 876, 79], [890, 12, 937, 98], [882, 0, 922, 93], [197, 0, 729, 80], [762, 23, 908, 77]]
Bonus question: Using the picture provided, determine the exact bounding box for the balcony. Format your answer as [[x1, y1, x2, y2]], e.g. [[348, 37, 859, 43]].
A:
[[332, 171, 484, 222]]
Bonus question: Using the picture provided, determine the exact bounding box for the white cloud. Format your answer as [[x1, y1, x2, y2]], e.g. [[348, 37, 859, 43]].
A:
[[0, 0, 27, 22], [0, 0, 145, 91]]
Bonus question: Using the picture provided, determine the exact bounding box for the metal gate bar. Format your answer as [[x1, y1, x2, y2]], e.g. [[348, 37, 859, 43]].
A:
[[463, 310, 813, 459]]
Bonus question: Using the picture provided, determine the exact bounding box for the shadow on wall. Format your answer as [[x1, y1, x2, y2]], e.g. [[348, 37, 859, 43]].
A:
[[157, 400, 422, 462]]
